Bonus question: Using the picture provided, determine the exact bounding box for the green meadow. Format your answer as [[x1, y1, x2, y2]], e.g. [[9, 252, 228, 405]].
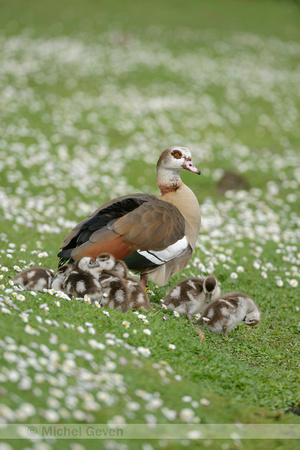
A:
[[0, 1, 299, 449]]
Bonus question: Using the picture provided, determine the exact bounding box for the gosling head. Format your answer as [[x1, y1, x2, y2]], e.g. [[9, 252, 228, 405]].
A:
[[244, 308, 261, 327], [75, 257, 97, 272], [95, 253, 116, 271], [203, 276, 221, 303]]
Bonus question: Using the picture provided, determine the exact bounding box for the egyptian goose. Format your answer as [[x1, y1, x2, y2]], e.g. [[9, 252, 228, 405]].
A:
[[63, 257, 103, 301], [164, 275, 220, 321], [57, 146, 201, 286], [197, 292, 261, 337], [12, 267, 54, 291], [51, 264, 72, 291]]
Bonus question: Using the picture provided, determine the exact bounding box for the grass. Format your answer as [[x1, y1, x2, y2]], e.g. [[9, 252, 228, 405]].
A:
[[0, 0, 300, 449]]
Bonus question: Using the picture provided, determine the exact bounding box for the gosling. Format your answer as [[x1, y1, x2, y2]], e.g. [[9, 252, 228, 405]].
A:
[[51, 264, 72, 291], [12, 267, 54, 291], [64, 257, 103, 301], [90, 255, 129, 312], [164, 275, 220, 321], [197, 291, 261, 337], [113, 259, 151, 311]]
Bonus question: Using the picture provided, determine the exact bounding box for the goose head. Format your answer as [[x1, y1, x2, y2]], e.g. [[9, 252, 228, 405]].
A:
[[157, 146, 201, 175]]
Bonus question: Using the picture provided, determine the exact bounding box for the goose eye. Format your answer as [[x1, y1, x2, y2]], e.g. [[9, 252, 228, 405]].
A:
[[172, 150, 182, 159]]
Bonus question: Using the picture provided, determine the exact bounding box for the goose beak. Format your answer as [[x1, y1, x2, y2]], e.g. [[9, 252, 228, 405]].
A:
[[182, 159, 201, 175]]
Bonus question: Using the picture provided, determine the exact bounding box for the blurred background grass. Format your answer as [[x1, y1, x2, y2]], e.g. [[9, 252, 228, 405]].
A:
[[1, 0, 300, 39]]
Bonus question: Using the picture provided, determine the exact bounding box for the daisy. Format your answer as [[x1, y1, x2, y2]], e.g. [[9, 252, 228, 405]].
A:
[[122, 321, 130, 328], [76, 326, 85, 333], [230, 272, 238, 279], [236, 266, 244, 273], [143, 329, 151, 335], [200, 398, 210, 406], [179, 408, 194, 422], [290, 279, 298, 287], [55, 300, 60, 307], [277, 280, 283, 287], [84, 295, 91, 304], [103, 311, 110, 316], [25, 324, 39, 335], [168, 344, 176, 350], [173, 311, 180, 317]]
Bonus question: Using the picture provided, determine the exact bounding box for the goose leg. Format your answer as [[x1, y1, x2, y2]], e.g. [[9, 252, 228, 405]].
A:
[[140, 274, 148, 289], [223, 326, 228, 338]]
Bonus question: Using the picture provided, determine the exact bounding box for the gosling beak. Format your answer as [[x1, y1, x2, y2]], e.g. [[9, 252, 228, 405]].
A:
[[205, 293, 212, 303], [89, 261, 100, 268]]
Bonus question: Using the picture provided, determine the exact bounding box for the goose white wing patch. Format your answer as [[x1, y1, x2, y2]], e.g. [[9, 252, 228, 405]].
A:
[[137, 236, 188, 265]]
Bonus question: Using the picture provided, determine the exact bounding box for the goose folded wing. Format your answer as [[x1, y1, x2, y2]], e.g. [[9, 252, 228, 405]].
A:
[[110, 198, 186, 251]]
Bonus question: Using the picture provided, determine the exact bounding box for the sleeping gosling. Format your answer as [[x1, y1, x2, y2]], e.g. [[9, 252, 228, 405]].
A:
[[197, 291, 261, 337], [89, 255, 129, 312], [51, 264, 72, 291], [64, 257, 103, 301], [12, 267, 54, 291], [111, 259, 152, 311]]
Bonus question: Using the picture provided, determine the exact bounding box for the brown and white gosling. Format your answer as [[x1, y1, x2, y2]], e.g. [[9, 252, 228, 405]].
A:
[[51, 264, 72, 291], [12, 267, 54, 291], [164, 275, 220, 321], [112, 259, 152, 311], [90, 255, 129, 312], [64, 257, 103, 301], [196, 291, 261, 337]]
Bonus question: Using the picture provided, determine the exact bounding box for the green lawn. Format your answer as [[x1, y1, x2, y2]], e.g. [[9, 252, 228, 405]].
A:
[[0, 1, 300, 449]]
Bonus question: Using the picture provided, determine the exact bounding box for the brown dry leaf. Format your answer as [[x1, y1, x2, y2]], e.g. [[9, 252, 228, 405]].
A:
[[195, 328, 205, 342]]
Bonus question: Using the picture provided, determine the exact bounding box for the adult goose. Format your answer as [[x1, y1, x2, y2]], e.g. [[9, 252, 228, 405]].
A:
[[57, 146, 201, 286]]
